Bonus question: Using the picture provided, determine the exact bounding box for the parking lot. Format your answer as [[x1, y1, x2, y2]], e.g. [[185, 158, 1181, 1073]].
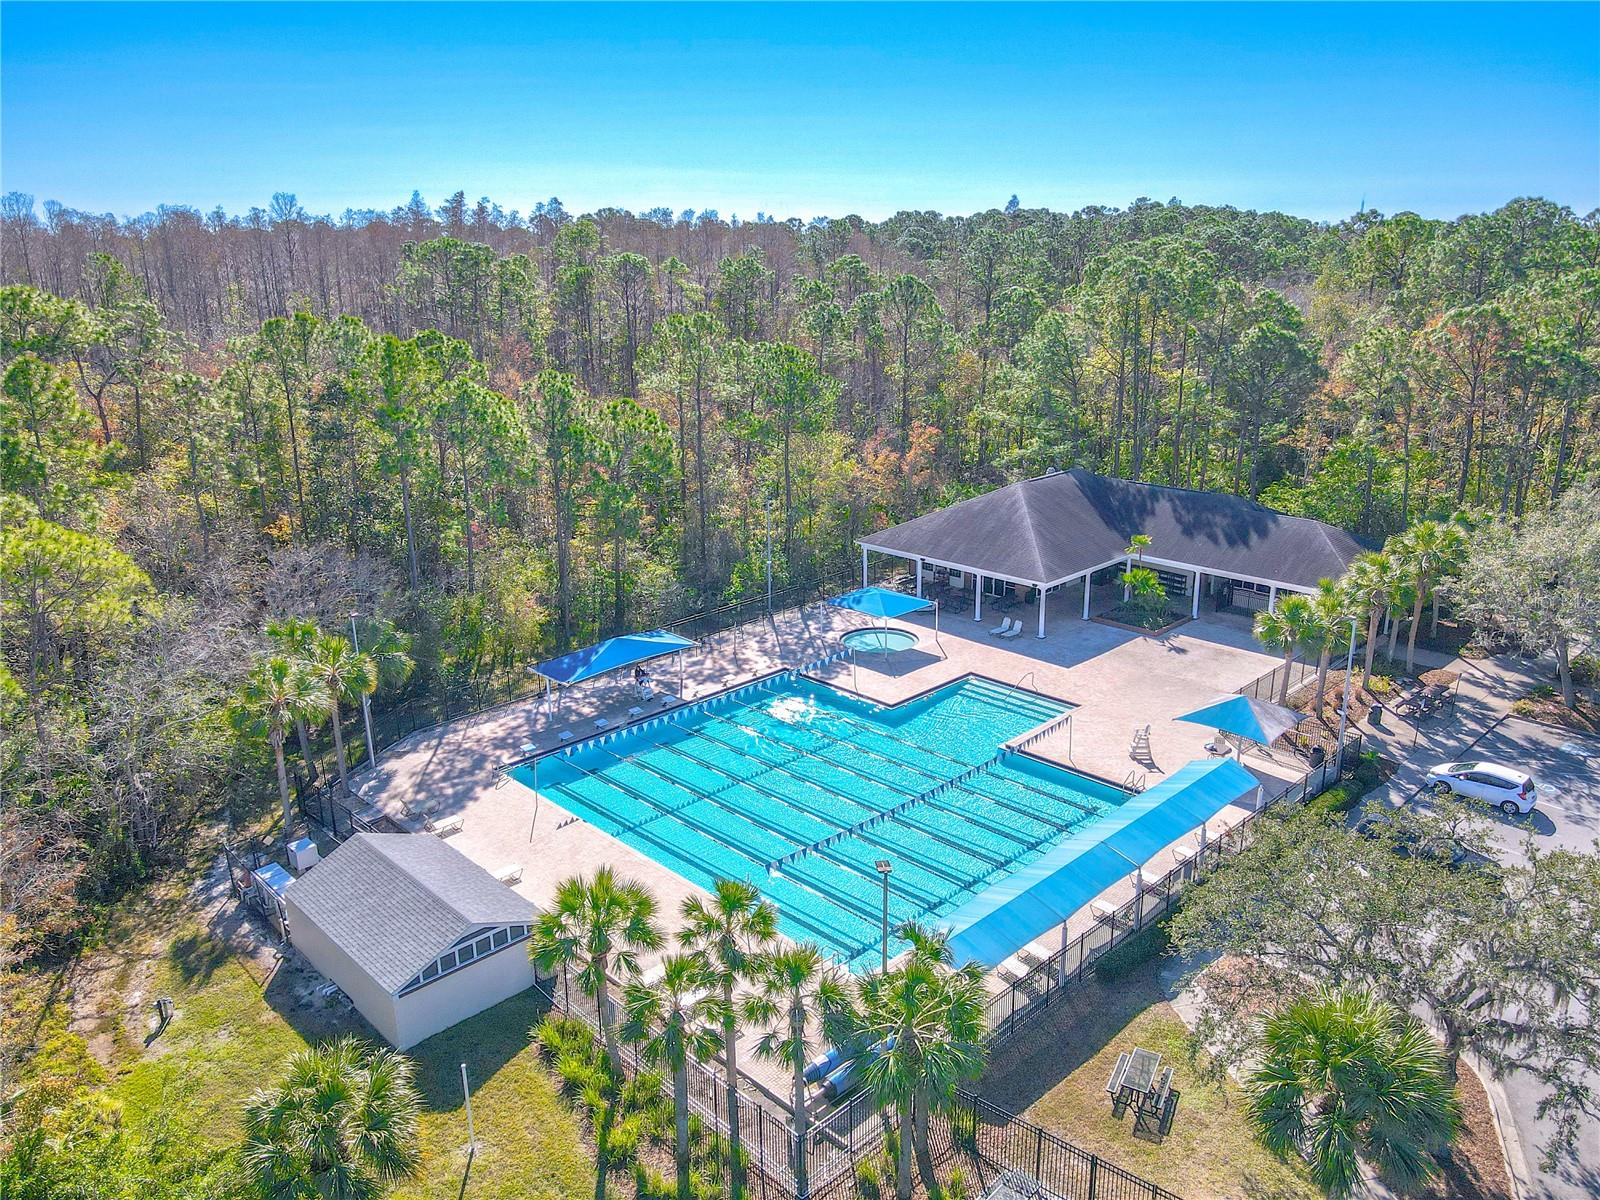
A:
[[1418, 717, 1599, 1200]]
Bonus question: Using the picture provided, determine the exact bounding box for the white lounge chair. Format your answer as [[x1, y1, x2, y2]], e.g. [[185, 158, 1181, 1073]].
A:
[[427, 813, 465, 838], [593, 717, 609, 731], [989, 617, 1012, 636], [1000, 621, 1023, 639]]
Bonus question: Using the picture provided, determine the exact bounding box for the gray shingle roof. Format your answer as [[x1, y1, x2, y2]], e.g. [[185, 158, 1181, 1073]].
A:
[[284, 833, 533, 994], [859, 468, 1366, 590]]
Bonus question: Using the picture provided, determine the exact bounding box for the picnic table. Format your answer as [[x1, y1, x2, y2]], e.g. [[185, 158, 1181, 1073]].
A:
[[1106, 1047, 1179, 1139]]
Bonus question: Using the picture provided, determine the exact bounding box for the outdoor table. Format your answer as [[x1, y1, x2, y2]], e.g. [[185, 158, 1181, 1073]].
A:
[[1107, 1046, 1163, 1118]]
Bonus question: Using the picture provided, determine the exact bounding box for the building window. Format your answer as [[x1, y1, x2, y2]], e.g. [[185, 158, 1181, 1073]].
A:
[[397, 924, 532, 998]]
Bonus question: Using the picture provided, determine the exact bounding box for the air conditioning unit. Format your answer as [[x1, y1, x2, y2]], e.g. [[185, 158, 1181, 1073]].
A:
[[287, 837, 320, 873]]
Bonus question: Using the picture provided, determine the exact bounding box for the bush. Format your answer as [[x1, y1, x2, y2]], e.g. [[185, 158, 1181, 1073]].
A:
[[1092, 918, 1172, 981], [632, 1163, 674, 1199], [556, 1050, 605, 1098], [1571, 654, 1598, 687], [855, 1157, 883, 1200]]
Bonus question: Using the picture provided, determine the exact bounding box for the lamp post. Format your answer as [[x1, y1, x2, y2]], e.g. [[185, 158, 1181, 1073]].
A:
[[350, 613, 377, 770], [875, 860, 893, 971], [1333, 616, 1358, 778]]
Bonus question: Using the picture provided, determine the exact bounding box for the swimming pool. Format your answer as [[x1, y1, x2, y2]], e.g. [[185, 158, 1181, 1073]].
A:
[[510, 676, 1127, 971]]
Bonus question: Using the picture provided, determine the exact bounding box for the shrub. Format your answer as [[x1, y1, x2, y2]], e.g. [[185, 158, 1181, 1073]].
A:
[[949, 1102, 978, 1154], [556, 1050, 605, 1098], [855, 1157, 883, 1200], [1092, 919, 1172, 981], [943, 1167, 973, 1200], [604, 1112, 642, 1166], [632, 1163, 674, 1199], [1511, 698, 1539, 717], [1571, 654, 1599, 687]]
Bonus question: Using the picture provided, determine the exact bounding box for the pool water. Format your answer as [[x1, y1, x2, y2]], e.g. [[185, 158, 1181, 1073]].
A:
[[841, 628, 919, 653], [510, 676, 1126, 971]]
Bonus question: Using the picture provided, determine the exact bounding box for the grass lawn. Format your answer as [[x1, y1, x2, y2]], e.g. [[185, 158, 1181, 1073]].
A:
[[978, 963, 1319, 1200], [77, 872, 597, 1200]]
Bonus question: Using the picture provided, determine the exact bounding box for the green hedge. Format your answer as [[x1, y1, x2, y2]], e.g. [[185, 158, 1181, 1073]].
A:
[[1091, 918, 1172, 981]]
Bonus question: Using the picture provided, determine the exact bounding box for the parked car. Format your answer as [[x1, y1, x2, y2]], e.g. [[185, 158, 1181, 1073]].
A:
[[1426, 760, 1538, 815]]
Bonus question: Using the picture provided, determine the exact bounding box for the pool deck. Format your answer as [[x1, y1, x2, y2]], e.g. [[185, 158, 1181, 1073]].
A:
[[353, 594, 1303, 957], [345, 595, 1310, 1106]]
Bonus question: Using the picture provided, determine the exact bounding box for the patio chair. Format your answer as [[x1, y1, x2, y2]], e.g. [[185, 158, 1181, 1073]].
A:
[[1000, 621, 1024, 639], [989, 616, 1012, 636]]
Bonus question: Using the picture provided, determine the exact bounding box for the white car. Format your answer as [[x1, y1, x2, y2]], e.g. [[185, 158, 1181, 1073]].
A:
[[1426, 760, 1538, 815]]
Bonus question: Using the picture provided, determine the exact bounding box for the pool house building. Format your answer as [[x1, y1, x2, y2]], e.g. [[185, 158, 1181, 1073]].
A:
[[858, 467, 1367, 637]]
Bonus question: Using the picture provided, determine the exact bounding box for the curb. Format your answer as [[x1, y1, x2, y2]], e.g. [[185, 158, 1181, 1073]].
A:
[[1463, 1047, 1532, 1200]]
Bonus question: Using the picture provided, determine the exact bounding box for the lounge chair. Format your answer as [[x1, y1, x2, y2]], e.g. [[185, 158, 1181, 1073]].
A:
[[989, 616, 1013, 636], [1000, 621, 1024, 639]]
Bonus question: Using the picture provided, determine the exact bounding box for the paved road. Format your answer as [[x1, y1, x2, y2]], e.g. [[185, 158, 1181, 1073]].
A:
[[1378, 710, 1599, 1199], [1457, 719, 1600, 1200]]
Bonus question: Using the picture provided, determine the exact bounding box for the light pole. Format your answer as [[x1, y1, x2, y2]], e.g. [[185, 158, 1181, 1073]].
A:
[[765, 494, 774, 615], [1333, 616, 1358, 777], [875, 860, 893, 971], [350, 613, 377, 770]]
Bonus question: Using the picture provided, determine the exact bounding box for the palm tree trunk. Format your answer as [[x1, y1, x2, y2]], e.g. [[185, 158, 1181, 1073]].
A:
[[1314, 647, 1332, 713], [674, 1065, 692, 1200], [595, 969, 620, 1067], [895, 1098, 913, 1200], [1405, 578, 1427, 672], [791, 1006, 809, 1198], [723, 988, 743, 1195], [1363, 605, 1381, 686], [293, 716, 316, 784], [329, 699, 351, 795], [912, 1088, 938, 1190], [273, 738, 293, 844], [1278, 648, 1294, 704], [1387, 610, 1401, 663]]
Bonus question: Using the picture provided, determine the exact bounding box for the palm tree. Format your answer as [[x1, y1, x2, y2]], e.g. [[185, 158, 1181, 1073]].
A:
[[1306, 578, 1355, 714], [1247, 986, 1459, 1199], [233, 655, 322, 845], [354, 614, 415, 696], [1253, 594, 1319, 705], [531, 867, 664, 1066], [748, 943, 848, 1199], [847, 922, 988, 1200], [1120, 533, 1153, 600], [678, 879, 778, 1196], [242, 1036, 421, 1200], [265, 616, 321, 783], [1341, 552, 1393, 688], [1392, 520, 1466, 672], [1120, 566, 1168, 620], [621, 953, 724, 1200], [305, 632, 377, 796]]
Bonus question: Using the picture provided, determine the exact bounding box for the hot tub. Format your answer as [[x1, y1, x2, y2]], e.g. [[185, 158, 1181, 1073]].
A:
[[841, 627, 919, 654]]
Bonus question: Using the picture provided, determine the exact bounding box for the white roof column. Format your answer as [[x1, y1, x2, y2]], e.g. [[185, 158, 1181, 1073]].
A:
[[1082, 573, 1091, 619], [1037, 585, 1047, 639]]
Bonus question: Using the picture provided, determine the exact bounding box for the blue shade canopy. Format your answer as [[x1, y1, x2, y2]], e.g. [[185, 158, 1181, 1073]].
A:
[[1174, 694, 1304, 746], [532, 629, 696, 686], [944, 758, 1260, 968], [827, 586, 935, 620]]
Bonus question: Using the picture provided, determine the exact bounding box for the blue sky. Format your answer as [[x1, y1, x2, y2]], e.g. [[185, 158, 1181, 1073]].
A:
[[3, 2, 1596, 223]]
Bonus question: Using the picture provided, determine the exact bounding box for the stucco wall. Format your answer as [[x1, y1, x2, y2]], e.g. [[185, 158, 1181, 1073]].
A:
[[284, 895, 402, 1045], [392, 937, 535, 1049]]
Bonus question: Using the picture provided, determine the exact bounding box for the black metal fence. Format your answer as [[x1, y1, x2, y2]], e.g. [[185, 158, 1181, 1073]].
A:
[[985, 731, 1364, 1046], [1235, 654, 1316, 703], [289, 565, 869, 789], [925, 1091, 1185, 1200]]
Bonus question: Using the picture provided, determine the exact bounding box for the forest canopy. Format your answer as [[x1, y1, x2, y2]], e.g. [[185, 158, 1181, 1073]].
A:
[[1, 188, 1596, 953]]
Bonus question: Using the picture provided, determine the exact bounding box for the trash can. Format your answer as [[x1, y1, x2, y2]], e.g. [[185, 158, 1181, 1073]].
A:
[[1367, 703, 1384, 729]]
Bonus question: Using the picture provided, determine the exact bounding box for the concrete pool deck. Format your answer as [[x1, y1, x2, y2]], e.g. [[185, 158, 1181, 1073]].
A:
[[352, 597, 1305, 958], [346, 596, 1312, 1105]]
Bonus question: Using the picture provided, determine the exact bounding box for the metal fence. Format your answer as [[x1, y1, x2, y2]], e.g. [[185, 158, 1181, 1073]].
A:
[[925, 1091, 1185, 1200], [985, 731, 1363, 1046], [289, 565, 868, 789], [1235, 654, 1316, 703]]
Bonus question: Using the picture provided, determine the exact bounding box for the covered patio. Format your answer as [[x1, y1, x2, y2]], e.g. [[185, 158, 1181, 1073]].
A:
[[858, 467, 1367, 639]]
